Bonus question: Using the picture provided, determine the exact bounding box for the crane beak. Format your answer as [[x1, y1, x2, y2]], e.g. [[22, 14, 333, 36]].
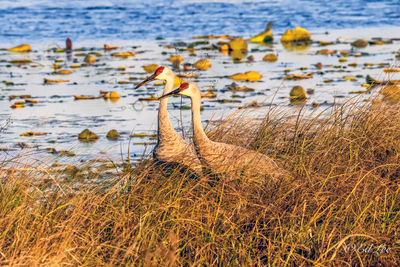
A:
[[134, 73, 157, 89], [158, 88, 181, 100]]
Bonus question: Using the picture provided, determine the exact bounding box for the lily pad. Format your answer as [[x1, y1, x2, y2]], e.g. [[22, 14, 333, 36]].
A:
[[78, 129, 98, 142], [106, 129, 120, 140]]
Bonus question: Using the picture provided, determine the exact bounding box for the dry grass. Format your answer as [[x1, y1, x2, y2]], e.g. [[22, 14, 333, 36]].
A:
[[1, 97, 399, 266]]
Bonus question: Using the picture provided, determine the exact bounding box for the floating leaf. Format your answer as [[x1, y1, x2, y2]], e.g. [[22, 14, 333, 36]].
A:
[[78, 129, 98, 142], [11, 102, 25, 108], [25, 99, 39, 103], [103, 91, 121, 102], [54, 69, 72, 75], [20, 131, 47, 137], [201, 92, 217, 98], [351, 39, 368, 48], [281, 27, 311, 43], [227, 82, 255, 92], [9, 94, 31, 100], [9, 59, 32, 64], [143, 64, 159, 73], [106, 129, 120, 140], [74, 95, 102, 100], [139, 95, 159, 101], [168, 55, 183, 63], [178, 73, 199, 78], [112, 52, 135, 58], [194, 59, 212, 70], [284, 73, 313, 80], [44, 78, 69, 84], [262, 53, 278, 62], [130, 133, 151, 138], [249, 22, 273, 43], [316, 49, 337, 55], [104, 44, 119, 50], [84, 55, 96, 64], [193, 35, 231, 39], [219, 43, 230, 54], [290, 86, 307, 100], [229, 38, 248, 51], [229, 71, 262, 81], [343, 76, 357, 81], [319, 41, 333, 46], [8, 44, 31, 52]]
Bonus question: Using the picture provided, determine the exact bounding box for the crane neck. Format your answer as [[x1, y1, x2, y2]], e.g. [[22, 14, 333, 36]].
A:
[[157, 75, 180, 141], [190, 90, 210, 147]]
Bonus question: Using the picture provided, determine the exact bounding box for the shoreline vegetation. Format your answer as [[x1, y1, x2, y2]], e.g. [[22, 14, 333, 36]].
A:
[[1, 94, 399, 266]]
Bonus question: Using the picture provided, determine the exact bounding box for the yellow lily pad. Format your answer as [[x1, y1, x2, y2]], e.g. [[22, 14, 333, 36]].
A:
[[20, 131, 47, 137], [106, 129, 120, 140], [262, 53, 278, 62], [25, 99, 39, 103], [229, 71, 262, 81], [201, 92, 217, 98], [343, 76, 357, 81], [316, 49, 337, 55], [168, 55, 183, 63], [104, 44, 119, 50], [111, 52, 135, 58], [54, 69, 72, 75], [78, 129, 98, 142], [249, 22, 273, 43], [44, 78, 69, 84], [290, 86, 306, 100], [284, 73, 313, 80], [143, 64, 159, 73], [229, 38, 248, 51], [281, 27, 311, 43], [351, 39, 368, 48], [84, 55, 96, 64], [74, 95, 102, 100], [11, 103, 25, 108], [194, 59, 212, 70], [9, 58, 32, 64], [8, 44, 31, 52]]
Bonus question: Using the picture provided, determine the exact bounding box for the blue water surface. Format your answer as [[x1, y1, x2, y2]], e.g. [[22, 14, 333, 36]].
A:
[[0, 0, 399, 44]]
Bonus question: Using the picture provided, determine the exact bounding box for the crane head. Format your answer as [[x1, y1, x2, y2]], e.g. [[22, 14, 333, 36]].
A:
[[135, 66, 170, 89], [158, 82, 193, 99]]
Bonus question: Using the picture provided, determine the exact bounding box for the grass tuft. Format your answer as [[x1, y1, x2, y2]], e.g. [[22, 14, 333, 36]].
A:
[[1, 97, 399, 265]]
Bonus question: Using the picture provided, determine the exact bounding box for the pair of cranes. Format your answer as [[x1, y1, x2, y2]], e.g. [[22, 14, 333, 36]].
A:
[[135, 66, 286, 179]]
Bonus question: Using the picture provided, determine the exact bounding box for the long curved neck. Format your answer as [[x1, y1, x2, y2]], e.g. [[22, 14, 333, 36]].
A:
[[190, 90, 210, 147], [157, 74, 179, 141]]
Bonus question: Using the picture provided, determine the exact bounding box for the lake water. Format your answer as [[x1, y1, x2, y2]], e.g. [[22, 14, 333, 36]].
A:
[[0, 0, 399, 167]]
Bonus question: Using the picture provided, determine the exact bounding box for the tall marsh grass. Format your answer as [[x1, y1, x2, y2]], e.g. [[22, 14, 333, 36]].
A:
[[0, 97, 399, 266]]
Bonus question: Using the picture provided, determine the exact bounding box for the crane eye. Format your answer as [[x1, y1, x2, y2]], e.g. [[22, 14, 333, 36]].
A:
[[155, 66, 165, 76]]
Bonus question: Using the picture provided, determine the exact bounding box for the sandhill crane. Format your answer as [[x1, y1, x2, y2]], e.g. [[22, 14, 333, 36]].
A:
[[135, 67, 202, 173], [159, 82, 286, 179]]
